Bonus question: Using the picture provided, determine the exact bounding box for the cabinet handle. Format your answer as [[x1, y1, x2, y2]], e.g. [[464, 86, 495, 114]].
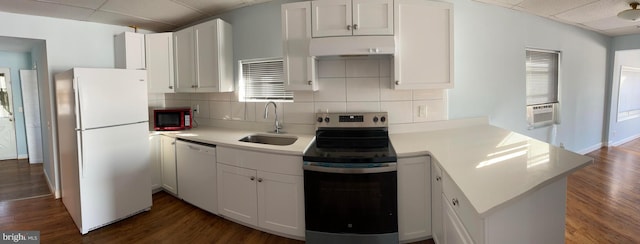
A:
[[171, 142, 176, 145], [436, 176, 441, 182], [168, 85, 173, 89], [353, 24, 358, 30], [395, 80, 400, 85], [257, 178, 263, 182], [308, 80, 312, 85], [250, 176, 255, 181], [347, 25, 352, 30], [452, 198, 459, 206]]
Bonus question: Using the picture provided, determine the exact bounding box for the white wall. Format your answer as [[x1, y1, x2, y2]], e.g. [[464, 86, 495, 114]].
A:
[[0, 11, 143, 196], [605, 34, 640, 146], [448, 0, 610, 153]]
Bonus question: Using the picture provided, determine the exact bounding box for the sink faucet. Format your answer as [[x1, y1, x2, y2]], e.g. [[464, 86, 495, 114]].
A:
[[264, 101, 282, 133]]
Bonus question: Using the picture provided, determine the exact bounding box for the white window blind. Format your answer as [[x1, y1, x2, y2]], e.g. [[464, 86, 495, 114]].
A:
[[526, 50, 559, 105], [240, 58, 293, 102]]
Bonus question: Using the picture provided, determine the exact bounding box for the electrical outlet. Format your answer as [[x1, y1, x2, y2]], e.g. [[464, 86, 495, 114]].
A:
[[193, 104, 200, 114], [559, 143, 565, 149], [418, 105, 428, 118]]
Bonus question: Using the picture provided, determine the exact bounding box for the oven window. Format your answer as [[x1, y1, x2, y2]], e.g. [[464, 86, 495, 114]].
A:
[[156, 112, 181, 127], [304, 170, 398, 234]]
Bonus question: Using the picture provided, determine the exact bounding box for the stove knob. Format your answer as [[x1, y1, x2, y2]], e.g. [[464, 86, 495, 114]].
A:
[[317, 117, 323, 123], [380, 116, 386, 123], [324, 117, 330, 123], [373, 116, 379, 123]]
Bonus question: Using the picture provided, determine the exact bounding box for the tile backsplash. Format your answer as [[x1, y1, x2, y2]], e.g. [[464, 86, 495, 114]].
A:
[[160, 56, 447, 133]]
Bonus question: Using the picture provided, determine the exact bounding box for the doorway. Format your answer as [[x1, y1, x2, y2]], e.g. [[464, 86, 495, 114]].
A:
[[0, 68, 18, 160]]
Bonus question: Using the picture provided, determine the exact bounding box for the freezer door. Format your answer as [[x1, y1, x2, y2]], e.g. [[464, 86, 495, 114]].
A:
[[78, 122, 152, 233], [75, 68, 148, 129]]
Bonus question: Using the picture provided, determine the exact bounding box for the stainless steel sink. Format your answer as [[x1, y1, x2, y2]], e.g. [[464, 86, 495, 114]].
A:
[[239, 134, 298, 146]]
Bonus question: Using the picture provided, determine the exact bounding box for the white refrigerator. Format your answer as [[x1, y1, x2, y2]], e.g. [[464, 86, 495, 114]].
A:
[[55, 68, 152, 234]]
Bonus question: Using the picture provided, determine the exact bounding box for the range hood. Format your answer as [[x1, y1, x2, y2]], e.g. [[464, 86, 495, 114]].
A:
[[309, 36, 395, 56]]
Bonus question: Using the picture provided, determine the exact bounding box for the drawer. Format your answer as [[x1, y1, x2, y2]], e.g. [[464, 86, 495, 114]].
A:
[[216, 146, 303, 176], [442, 172, 484, 244]]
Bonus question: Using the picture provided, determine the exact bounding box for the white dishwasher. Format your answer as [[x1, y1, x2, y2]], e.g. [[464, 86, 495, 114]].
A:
[[176, 139, 218, 214]]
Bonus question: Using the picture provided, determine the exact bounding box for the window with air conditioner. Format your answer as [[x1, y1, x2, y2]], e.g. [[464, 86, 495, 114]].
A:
[[239, 58, 293, 102], [525, 49, 560, 129]]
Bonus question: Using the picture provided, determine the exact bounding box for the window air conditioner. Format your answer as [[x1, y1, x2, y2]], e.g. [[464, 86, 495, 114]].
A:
[[527, 103, 557, 129]]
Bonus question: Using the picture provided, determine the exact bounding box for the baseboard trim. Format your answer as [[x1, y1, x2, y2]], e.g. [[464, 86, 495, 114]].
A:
[[18, 154, 28, 159], [577, 143, 603, 155], [610, 133, 640, 147], [43, 170, 58, 199]]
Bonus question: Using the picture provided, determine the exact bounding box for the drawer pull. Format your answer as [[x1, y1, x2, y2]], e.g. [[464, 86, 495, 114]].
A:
[[452, 198, 459, 206], [436, 176, 441, 182]]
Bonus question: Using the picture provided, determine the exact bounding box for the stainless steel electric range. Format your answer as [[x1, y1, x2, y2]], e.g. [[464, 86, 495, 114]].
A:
[[303, 112, 398, 244]]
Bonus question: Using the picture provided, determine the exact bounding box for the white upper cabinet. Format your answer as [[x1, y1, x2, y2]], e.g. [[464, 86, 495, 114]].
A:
[[312, 0, 393, 37], [115, 32, 146, 70], [393, 0, 453, 90], [174, 19, 234, 93], [146, 33, 175, 93], [282, 2, 318, 91]]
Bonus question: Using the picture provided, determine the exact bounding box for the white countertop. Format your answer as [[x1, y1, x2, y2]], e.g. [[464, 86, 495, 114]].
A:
[[155, 123, 592, 217], [390, 124, 593, 217], [152, 126, 314, 156]]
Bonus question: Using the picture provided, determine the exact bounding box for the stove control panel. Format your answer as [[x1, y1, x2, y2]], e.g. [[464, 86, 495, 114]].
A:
[[315, 112, 388, 128]]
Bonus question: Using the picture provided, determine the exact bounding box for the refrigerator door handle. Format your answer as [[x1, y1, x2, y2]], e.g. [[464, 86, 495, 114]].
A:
[[77, 131, 84, 178], [73, 78, 83, 130]]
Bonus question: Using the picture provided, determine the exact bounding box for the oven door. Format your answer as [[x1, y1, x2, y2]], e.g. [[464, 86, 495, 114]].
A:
[[303, 162, 398, 235]]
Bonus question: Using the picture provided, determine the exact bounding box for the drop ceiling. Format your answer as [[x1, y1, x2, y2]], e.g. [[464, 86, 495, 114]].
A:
[[0, 0, 638, 36], [475, 0, 640, 36]]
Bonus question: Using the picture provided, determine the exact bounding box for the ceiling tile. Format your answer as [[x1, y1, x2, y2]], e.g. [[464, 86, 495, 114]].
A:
[[87, 10, 177, 32], [174, 0, 245, 14], [100, 0, 205, 26], [555, 0, 629, 24], [34, 0, 108, 10], [0, 0, 94, 21], [474, 0, 526, 8], [517, 0, 599, 16], [602, 25, 640, 36]]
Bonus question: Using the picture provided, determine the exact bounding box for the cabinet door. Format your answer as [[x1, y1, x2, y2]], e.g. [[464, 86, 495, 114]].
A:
[[257, 170, 305, 237], [282, 2, 317, 91], [312, 0, 352, 37], [352, 0, 393, 35], [217, 163, 258, 226], [443, 195, 474, 244], [393, 0, 453, 90], [146, 33, 175, 93], [149, 134, 162, 191], [432, 162, 444, 244], [115, 32, 146, 70], [160, 135, 178, 195], [398, 156, 431, 241], [193, 20, 220, 92], [174, 27, 196, 93], [176, 141, 217, 214]]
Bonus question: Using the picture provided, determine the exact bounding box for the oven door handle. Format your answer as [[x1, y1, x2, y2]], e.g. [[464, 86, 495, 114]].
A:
[[303, 162, 397, 174]]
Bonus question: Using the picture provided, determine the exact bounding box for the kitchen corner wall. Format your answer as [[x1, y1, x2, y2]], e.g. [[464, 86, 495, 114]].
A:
[[164, 56, 447, 134]]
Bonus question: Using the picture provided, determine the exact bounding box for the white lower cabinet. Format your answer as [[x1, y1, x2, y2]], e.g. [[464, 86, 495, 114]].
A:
[[160, 135, 178, 195], [443, 195, 474, 244], [398, 156, 431, 242], [431, 162, 444, 244], [216, 146, 305, 239], [149, 134, 162, 191], [176, 140, 217, 214]]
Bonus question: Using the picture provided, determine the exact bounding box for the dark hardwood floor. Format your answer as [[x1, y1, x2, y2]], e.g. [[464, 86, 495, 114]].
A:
[[0, 159, 50, 202], [566, 141, 640, 243], [2, 140, 639, 243]]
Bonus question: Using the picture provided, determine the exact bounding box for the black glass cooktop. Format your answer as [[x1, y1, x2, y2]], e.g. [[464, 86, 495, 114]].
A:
[[303, 128, 397, 163]]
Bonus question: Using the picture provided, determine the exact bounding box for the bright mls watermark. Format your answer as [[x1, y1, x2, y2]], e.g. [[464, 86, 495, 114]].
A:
[[0, 231, 39, 244]]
